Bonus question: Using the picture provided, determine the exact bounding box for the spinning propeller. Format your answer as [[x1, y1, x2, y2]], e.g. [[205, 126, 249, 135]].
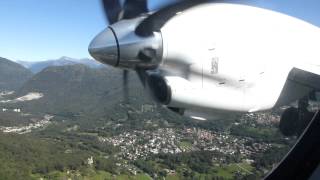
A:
[[101, 0, 148, 103], [89, 0, 209, 102]]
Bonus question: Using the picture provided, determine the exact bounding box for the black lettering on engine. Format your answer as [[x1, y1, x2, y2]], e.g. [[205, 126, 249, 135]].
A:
[[211, 57, 219, 74]]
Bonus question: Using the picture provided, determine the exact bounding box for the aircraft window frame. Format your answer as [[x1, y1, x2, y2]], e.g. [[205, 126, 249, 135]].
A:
[[265, 111, 320, 179]]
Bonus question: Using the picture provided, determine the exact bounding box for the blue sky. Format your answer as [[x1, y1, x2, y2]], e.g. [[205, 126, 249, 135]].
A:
[[0, 0, 319, 62]]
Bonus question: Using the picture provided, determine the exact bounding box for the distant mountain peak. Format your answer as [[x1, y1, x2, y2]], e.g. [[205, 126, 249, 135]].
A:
[[58, 56, 75, 61]]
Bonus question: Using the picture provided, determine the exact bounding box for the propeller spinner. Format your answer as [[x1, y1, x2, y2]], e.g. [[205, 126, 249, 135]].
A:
[[89, 17, 163, 69]]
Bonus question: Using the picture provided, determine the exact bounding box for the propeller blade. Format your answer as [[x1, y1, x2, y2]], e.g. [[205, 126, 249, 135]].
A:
[[123, 69, 129, 103], [123, 0, 148, 19], [136, 68, 147, 87], [135, 0, 209, 36], [102, 0, 122, 24], [102, 0, 148, 25]]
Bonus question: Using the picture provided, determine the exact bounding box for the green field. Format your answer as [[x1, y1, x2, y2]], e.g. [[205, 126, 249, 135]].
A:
[[178, 140, 192, 150], [215, 162, 254, 179], [33, 170, 152, 180]]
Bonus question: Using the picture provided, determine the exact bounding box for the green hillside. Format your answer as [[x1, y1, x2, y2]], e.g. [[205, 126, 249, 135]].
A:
[[0, 57, 33, 90]]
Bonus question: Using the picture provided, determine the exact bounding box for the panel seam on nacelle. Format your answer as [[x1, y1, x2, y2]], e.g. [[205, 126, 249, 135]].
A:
[[108, 26, 120, 67]]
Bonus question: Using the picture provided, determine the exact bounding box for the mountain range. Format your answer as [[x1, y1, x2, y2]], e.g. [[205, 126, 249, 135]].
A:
[[15, 64, 143, 115], [0, 56, 165, 126], [16, 56, 104, 73]]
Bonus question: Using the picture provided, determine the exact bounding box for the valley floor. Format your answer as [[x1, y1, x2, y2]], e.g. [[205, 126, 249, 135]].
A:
[[0, 91, 302, 180]]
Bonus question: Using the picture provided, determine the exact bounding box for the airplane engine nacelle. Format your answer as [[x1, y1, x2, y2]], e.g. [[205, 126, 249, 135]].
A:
[[147, 73, 249, 120]]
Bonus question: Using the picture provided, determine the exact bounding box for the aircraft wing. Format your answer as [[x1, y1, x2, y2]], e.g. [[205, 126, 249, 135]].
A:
[[289, 66, 320, 91], [275, 65, 320, 107]]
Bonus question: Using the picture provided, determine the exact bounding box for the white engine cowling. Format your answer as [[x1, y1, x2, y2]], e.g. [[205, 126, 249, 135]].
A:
[[148, 74, 249, 120], [163, 76, 247, 112]]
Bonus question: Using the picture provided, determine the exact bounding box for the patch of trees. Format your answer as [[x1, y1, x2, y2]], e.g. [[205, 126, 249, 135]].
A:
[[135, 151, 229, 177], [95, 157, 117, 174], [253, 146, 290, 169], [157, 151, 217, 173], [230, 125, 283, 142], [0, 133, 117, 179], [134, 160, 157, 177]]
